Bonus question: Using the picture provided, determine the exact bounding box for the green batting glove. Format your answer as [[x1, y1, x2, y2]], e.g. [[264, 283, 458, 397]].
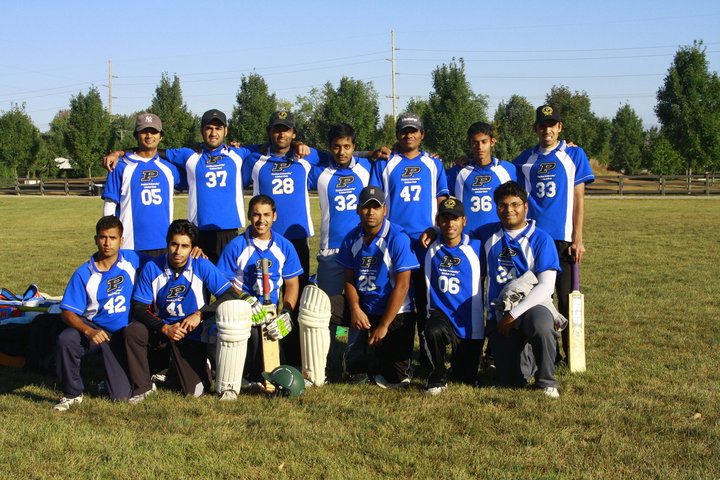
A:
[[239, 292, 268, 325], [265, 310, 293, 340]]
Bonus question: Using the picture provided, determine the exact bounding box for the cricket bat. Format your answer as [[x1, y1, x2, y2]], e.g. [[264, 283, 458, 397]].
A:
[[568, 262, 586, 372], [260, 258, 280, 392]]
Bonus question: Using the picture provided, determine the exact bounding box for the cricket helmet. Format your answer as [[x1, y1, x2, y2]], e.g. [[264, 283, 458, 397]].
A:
[[262, 365, 305, 397]]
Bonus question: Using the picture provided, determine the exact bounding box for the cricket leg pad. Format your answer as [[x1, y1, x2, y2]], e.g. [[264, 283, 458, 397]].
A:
[[215, 300, 252, 394], [298, 285, 331, 386]]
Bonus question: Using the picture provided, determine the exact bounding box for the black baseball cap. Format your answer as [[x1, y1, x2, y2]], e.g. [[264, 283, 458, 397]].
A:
[[437, 197, 465, 217], [268, 111, 295, 129], [396, 113, 424, 131], [535, 104, 561, 125], [359, 186, 385, 207], [201, 109, 227, 126]]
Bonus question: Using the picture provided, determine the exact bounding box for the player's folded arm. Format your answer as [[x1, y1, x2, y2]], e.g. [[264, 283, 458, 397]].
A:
[[130, 300, 165, 331]]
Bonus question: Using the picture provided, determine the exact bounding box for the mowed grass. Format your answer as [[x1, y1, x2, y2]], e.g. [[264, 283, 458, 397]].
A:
[[0, 195, 718, 479]]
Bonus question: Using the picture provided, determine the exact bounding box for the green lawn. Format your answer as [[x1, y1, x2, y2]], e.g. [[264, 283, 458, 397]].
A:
[[0, 196, 718, 479]]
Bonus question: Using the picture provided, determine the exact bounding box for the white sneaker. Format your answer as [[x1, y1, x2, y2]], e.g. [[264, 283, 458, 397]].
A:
[[425, 385, 447, 396], [151, 373, 167, 383], [219, 390, 238, 401], [542, 386, 560, 398], [53, 394, 83, 411], [129, 383, 157, 405], [374, 374, 411, 389]]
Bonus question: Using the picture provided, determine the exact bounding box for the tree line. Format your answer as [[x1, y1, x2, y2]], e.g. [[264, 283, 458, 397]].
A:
[[0, 40, 718, 178]]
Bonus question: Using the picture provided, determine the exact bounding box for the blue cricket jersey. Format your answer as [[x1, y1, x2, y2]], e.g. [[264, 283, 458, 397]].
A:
[[422, 234, 484, 339], [133, 255, 230, 340], [374, 151, 448, 239], [336, 218, 419, 316], [307, 155, 377, 250], [61, 250, 149, 332], [513, 141, 594, 242], [244, 149, 320, 240], [102, 153, 183, 251], [165, 144, 257, 231], [449, 158, 517, 232], [216, 228, 303, 306], [473, 220, 560, 325]]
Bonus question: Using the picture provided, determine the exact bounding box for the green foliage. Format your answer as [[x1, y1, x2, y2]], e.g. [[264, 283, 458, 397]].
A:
[[404, 97, 429, 119], [655, 40, 720, 173], [376, 114, 396, 148], [65, 87, 111, 177], [643, 127, 685, 175], [0, 103, 40, 177], [545, 85, 602, 158], [148, 73, 199, 149], [228, 73, 278, 145], [424, 59, 488, 162], [294, 87, 324, 147], [108, 114, 138, 152], [493, 95, 536, 161], [610, 104, 645, 174]]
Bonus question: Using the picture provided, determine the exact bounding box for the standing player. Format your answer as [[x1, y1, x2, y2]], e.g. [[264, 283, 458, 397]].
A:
[[125, 220, 231, 401], [449, 122, 516, 233], [102, 113, 183, 256], [474, 181, 561, 397], [336, 186, 419, 387], [216, 195, 302, 386], [421, 198, 484, 395], [53, 216, 148, 411], [373, 113, 448, 359], [513, 105, 594, 361]]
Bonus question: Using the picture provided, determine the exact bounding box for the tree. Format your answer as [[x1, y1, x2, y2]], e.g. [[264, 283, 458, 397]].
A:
[[376, 114, 396, 147], [108, 113, 137, 152], [294, 87, 325, 148], [148, 73, 198, 148], [493, 95, 536, 161], [311, 77, 379, 150], [65, 87, 111, 177], [610, 104, 645, 174], [0, 103, 40, 177], [423, 59, 488, 163], [655, 40, 720, 173], [228, 73, 278, 145], [404, 97, 429, 120], [545, 85, 602, 158], [643, 127, 685, 175]]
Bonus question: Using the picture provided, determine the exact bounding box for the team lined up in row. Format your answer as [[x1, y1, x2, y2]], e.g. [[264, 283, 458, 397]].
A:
[[52, 105, 594, 409]]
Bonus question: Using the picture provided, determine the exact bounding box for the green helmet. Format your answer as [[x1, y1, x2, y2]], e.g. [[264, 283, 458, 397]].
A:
[[261, 365, 305, 397]]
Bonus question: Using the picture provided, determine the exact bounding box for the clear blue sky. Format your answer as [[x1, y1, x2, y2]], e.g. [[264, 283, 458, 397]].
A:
[[1, 0, 718, 132]]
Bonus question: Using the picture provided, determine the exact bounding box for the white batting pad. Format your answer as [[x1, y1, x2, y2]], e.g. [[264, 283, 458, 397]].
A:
[[298, 285, 331, 386], [215, 300, 252, 395]]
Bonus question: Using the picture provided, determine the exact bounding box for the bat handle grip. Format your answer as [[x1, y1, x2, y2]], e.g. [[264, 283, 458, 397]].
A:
[[571, 262, 580, 291]]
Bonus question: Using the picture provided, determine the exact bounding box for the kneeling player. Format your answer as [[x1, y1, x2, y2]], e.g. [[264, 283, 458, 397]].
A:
[[126, 220, 231, 401], [421, 198, 484, 395], [216, 195, 302, 396], [54, 216, 148, 411], [336, 187, 419, 388], [474, 181, 562, 398]]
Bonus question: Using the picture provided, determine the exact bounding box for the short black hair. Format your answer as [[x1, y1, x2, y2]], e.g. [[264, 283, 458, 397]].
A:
[[166, 219, 199, 247], [96, 215, 123, 236], [493, 181, 528, 205], [467, 122, 494, 139], [248, 194, 276, 217], [327, 123, 356, 146]]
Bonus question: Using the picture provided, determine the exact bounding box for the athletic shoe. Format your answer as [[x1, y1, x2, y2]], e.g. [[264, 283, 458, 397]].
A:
[[151, 373, 167, 383], [343, 372, 370, 385], [128, 383, 157, 405], [219, 390, 238, 401], [374, 374, 411, 389], [52, 394, 83, 411], [424, 385, 447, 396], [241, 378, 265, 393], [542, 386, 560, 398]]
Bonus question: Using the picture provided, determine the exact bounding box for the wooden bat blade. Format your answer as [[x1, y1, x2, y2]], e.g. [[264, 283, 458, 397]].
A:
[[259, 257, 280, 392], [568, 264, 586, 372]]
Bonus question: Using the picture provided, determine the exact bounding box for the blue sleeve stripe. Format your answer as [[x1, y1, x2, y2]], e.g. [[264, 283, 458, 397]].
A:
[[132, 294, 154, 304], [575, 174, 595, 185], [60, 304, 84, 315], [282, 268, 304, 279]]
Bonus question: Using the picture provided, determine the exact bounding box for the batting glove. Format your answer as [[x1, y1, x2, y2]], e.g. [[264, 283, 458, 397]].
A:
[[238, 292, 268, 325], [265, 310, 293, 340]]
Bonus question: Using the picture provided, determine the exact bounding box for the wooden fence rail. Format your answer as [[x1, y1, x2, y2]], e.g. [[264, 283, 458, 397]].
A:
[[0, 175, 718, 196]]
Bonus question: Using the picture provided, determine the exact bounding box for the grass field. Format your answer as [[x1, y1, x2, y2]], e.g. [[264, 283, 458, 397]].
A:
[[0, 196, 718, 479]]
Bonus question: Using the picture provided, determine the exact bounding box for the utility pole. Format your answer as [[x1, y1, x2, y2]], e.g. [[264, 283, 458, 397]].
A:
[[106, 60, 118, 115], [386, 30, 398, 121]]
